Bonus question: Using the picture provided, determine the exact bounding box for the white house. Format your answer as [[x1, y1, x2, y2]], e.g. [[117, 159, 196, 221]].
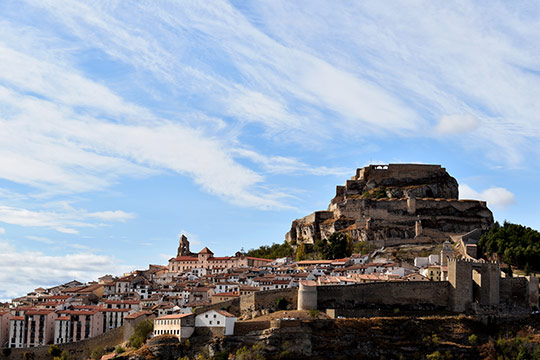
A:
[[195, 310, 236, 336], [153, 313, 195, 340]]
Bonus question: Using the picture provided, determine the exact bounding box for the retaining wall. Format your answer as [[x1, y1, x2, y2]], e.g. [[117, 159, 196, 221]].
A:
[[6, 326, 126, 360], [233, 321, 271, 336]]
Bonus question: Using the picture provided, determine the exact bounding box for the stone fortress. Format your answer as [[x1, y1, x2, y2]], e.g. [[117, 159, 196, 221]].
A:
[[286, 164, 494, 246], [288, 164, 538, 316]]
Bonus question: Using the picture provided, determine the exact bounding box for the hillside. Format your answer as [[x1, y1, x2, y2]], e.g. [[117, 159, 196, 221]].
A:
[[114, 314, 540, 359]]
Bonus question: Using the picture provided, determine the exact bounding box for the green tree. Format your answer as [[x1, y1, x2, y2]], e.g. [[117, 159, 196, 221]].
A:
[[296, 243, 307, 261], [243, 241, 294, 259], [315, 232, 352, 260], [479, 221, 540, 271], [129, 319, 154, 349]]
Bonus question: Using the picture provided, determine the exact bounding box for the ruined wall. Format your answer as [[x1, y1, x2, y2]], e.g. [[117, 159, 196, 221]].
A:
[[317, 282, 450, 311], [355, 164, 449, 183], [240, 288, 298, 316]]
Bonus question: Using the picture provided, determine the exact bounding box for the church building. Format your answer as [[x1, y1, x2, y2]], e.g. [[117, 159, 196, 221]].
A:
[[168, 235, 272, 273]]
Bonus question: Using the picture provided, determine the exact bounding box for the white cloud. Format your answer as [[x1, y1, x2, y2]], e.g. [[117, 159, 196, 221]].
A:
[[0, 227, 4, 235], [436, 114, 480, 134], [233, 148, 350, 176], [25, 235, 54, 244], [0, 241, 129, 302], [459, 184, 516, 210], [0, 37, 302, 209], [0, 205, 135, 233]]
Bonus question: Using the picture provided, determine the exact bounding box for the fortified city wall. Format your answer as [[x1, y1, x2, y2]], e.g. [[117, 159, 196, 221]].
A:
[[298, 259, 538, 315]]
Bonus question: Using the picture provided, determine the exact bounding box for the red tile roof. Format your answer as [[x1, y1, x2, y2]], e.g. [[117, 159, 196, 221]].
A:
[[155, 313, 193, 320], [25, 310, 55, 315], [198, 247, 214, 255], [215, 310, 236, 318], [125, 311, 154, 320], [212, 292, 239, 297], [100, 308, 131, 312], [172, 256, 198, 261], [58, 310, 99, 316], [208, 256, 231, 261], [246, 257, 273, 262]]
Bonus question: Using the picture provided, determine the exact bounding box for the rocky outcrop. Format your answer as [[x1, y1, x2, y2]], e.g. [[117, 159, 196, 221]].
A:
[[286, 164, 493, 245], [113, 315, 540, 360]]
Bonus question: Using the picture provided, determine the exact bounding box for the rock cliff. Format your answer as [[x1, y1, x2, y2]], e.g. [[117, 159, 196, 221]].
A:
[[286, 164, 493, 245]]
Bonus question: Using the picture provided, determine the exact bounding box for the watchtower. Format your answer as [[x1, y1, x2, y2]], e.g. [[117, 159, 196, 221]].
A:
[[440, 240, 454, 266], [448, 259, 500, 312]]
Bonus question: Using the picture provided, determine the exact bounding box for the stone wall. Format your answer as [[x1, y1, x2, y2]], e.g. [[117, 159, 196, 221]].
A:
[[193, 298, 240, 316], [317, 282, 450, 311], [233, 321, 271, 336], [240, 288, 298, 317], [500, 277, 530, 308], [6, 325, 127, 360]]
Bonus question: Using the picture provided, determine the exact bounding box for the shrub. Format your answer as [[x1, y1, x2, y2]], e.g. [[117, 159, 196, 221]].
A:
[[91, 346, 104, 360], [130, 336, 143, 349], [469, 333, 478, 346], [276, 297, 288, 311], [115, 346, 125, 354], [129, 319, 154, 348], [309, 309, 320, 319], [235, 343, 265, 360], [49, 344, 62, 357], [211, 350, 229, 360], [60, 350, 69, 360], [426, 350, 452, 360]]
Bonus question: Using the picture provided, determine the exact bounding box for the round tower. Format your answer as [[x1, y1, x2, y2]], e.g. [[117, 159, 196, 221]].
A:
[[298, 281, 318, 310]]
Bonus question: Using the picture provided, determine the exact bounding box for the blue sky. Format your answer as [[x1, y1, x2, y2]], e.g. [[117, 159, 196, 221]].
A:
[[0, 1, 539, 301]]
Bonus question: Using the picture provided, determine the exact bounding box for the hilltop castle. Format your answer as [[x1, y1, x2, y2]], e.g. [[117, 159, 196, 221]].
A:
[[286, 164, 493, 246]]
